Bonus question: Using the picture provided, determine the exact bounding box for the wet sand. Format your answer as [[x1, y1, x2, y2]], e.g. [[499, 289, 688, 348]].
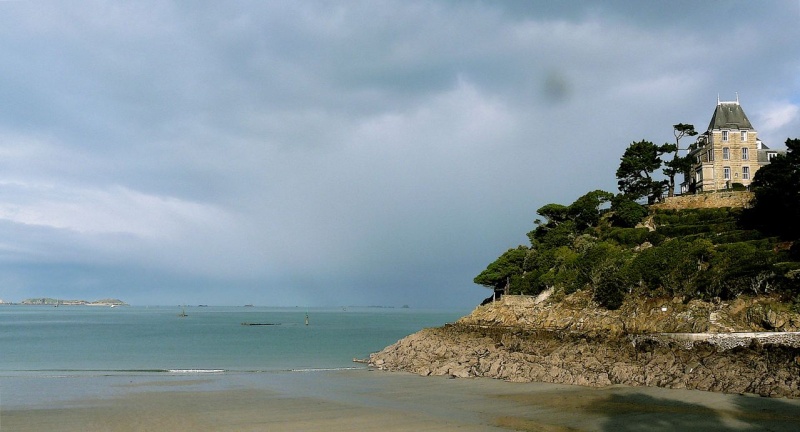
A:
[[3, 370, 800, 431]]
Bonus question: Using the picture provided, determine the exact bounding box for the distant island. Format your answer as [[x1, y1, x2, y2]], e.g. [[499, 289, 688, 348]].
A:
[[19, 298, 128, 306]]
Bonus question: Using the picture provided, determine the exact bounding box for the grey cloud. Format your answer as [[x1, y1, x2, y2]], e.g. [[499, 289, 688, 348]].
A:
[[0, 1, 798, 307]]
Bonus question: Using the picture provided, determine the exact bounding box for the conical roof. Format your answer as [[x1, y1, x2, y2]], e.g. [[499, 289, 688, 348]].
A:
[[708, 102, 753, 131]]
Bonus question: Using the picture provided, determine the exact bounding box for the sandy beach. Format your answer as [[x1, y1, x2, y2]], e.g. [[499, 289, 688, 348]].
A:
[[3, 369, 800, 431]]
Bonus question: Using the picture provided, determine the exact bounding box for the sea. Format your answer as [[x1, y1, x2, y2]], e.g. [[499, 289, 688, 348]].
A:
[[0, 305, 469, 408]]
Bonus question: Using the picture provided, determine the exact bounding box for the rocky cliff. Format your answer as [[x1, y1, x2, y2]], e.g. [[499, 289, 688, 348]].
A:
[[461, 289, 800, 334], [369, 292, 800, 398]]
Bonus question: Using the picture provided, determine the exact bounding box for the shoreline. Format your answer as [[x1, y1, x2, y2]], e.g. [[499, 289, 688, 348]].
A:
[[3, 369, 800, 431], [369, 323, 800, 398]]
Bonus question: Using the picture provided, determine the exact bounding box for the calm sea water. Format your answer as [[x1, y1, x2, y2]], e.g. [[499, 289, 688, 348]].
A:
[[0, 305, 467, 375], [0, 305, 469, 408]]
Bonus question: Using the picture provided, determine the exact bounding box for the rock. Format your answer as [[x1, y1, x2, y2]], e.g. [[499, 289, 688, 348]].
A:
[[368, 294, 800, 398]]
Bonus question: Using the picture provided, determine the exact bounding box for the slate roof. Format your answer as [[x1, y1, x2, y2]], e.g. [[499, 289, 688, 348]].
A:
[[708, 102, 753, 131], [757, 148, 783, 163]]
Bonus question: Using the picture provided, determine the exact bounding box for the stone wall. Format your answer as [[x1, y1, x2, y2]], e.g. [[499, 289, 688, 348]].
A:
[[652, 191, 753, 210]]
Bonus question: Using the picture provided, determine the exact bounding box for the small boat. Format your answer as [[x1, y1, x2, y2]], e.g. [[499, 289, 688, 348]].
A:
[[178, 308, 188, 317]]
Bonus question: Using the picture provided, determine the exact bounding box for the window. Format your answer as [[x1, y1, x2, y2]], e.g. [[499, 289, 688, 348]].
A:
[[707, 149, 714, 162], [742, 147, 749, 160], [767, 152, 777, 161], [742, 166, 750, 180], [722, 147, 730, 160], [722, 130, 729, 141], [741, 130, 748, 141], [724, 166, 731, 180]]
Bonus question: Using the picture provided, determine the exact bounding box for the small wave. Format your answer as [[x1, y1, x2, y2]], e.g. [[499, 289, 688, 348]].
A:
[[167, 369, 226, 374]]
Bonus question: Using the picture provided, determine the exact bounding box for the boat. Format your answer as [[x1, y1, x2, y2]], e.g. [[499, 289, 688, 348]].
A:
[[178, 307, 188, 317]]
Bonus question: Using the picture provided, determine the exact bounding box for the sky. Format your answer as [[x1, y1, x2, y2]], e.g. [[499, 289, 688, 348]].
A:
[[1, 1, 799, 308]]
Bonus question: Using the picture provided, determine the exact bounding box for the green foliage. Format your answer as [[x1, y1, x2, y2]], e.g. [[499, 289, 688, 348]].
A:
[[730, 182, 747, 191], [625, 238, 713, 298], [529, 220, 577, 249], [709, 230, 765, 244], [535, 203, 570, 225], [528, 190, 613, 247], [567, 190, 614, 232], [703, 241, 780, 298], [616, 140, 668, 203], [609, 194, 648, 228], [652, 207, 740, 226], [473, 246, 529, 291], [604, 227, 651, 246], [663, 123, 698, 197], [474, 137, 800, 310], [580, 241, 630, 306], [593, 268, 627, 310], [746, 138, 800, 240]]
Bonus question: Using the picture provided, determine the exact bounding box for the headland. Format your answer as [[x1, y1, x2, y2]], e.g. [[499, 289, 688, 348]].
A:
[[369, 291, 800, 398]]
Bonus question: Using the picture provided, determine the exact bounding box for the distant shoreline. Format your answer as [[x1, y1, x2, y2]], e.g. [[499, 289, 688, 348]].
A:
[[13, 298, 128, 306]]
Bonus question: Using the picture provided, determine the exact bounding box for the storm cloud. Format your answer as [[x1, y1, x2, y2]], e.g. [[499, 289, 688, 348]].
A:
[[1, 1, 799, 307]]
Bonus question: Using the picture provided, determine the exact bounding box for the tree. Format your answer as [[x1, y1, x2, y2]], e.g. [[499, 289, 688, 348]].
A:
[[663, 123, 698, 197], [747, 138, 800, 239], [616, 140, 669, 204], [567, 190, 614, 231], [609, 194, 648, 228], [528, 191, 613, 246], [473, 246, 529, 294]]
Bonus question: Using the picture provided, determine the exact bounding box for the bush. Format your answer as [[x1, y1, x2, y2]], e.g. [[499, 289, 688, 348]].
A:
[[593, 268, 627, 310], [731, 182, 747, 191], [710, 230, 765, 244], [645, 231, 666, 246], [610, 195, 648, 228], [604, 227, 650, 246], [625, 238, 713, 298], [652, 208, 738, 226], [704, 242, 778, 298]]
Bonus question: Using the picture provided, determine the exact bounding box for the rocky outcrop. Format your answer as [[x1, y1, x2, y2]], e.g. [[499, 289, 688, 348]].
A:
[[460, 290, 800, 334], [369, 324, 800, 398], [369, 292, 800, 398]]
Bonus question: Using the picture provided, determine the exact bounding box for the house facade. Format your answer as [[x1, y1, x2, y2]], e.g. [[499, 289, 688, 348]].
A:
[[686, 96, 782, 194]]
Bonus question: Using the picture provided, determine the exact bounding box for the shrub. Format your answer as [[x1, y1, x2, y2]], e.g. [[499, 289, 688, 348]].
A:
[[610, 195, 648, 228], [625, 238, 713, 298], [605, 227, 650, 246], [593, 268, 627, 310], [731, 182, 747, 191]]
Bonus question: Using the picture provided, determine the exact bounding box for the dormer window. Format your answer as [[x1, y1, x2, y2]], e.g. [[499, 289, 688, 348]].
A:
[[722, 130, 729, 141]]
